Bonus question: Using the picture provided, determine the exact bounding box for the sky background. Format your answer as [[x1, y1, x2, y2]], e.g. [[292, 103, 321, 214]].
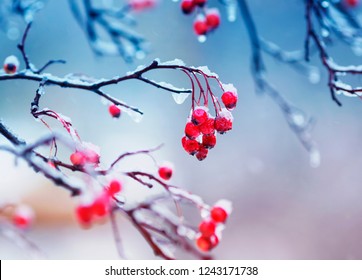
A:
[[1, 0, 362, 259]]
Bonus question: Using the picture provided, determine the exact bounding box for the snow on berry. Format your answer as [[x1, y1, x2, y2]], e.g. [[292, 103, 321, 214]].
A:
[[214, 109, 233, 134], [206, 9, 221, 30], [109, 104, 121, 118], [12, 205, 35, 229], [158, 162, 174, 180], [70, 151, 87, 166], [191, 107, 209, 125], [221, 91, 238, 110], [211, 199, 232, 223], [3, 55, 20, 74]]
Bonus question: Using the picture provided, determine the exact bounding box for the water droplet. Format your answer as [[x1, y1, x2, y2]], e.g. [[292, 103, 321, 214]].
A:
[[308, 67, 320, 84], [198, 35, 207, 43], [172, 92, 190, 105]]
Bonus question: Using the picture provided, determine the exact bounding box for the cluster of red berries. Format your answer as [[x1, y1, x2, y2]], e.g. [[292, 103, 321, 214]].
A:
[[196, 202, 230, 252], [70, 144, 101, 168], [12, 205, 35, 229], [3, 55, 19, 74], [182, 90, 237, 160], [180, 0, 221, 37], [75, 180, 122, 227]]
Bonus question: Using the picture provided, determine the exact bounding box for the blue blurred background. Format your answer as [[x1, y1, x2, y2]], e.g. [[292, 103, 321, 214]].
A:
[[1, 0, 362, 259]]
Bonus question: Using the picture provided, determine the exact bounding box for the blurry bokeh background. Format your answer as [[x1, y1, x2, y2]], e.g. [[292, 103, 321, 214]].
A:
[[1, 0, 362, 259]]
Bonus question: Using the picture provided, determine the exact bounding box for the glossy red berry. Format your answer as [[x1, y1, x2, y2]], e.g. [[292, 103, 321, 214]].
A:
[[210, 234, 219, 248], [211, 206, 228, 223], [12, 205, 34, 229], [185, 122, 200, 139], [109, 104, 121, 118], [206, 9, 221, 29], [196, 235, 212, 252], [192, 108, 209, 125], [193, 0, 207, 7], [221, 91, 238, 110], [196, 145, 208, 161], [158, 165, 173, 180], [214, 110, 233, 134], [199, 220, 216, 237], [181, 0, 195, 14], [108, 180, 122, 196], [193, 19, 208, 36], [182, 136, 200, 155], [70, 151, 86, 166], [199, 117, 215, 135], [202, 134, 216, 149], [76, 204, 93, 225], [3, 55, 19, 74]]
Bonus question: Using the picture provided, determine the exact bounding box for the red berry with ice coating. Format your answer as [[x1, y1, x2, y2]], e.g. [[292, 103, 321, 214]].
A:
[[214, 109, 233, 134], [181, 0, 195, 14], [12, 205, 34, 229], [185, 122, 200, 139], [196, 145, 208, 161], [206, 9, 221, 29], [202, 134, 216, 149], [221, 91, 238, 110], [192, 108, 208, 125], [182, 136, 200, 155], [211, 206, 228, 223], [108, 180, 122, 196], [199, 117, 215, 135], [199, 220, 216, 237], [109, 104, 121, 118], [193, 19, 208, 36], [3, 55, 19, 74], [194, 0, 206, 7], [76, 204, 93, 225], [158, 165, 173, 180], [70, 151, 86, 166], [196, 235, 212, 252]]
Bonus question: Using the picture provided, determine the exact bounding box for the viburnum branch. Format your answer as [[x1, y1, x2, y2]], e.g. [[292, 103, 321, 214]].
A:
[[238, 0, 319, 167]]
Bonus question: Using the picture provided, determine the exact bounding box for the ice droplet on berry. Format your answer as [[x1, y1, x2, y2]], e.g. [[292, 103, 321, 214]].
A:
[[172, 92, 190, 104]]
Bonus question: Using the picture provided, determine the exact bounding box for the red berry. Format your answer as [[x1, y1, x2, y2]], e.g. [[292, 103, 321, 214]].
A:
[[206, 9, 220, 29], [214, 109, 233, 134], [211, 206, 228, 223], [92, 193, 110, 217], [192, 108, 209, 125], [12, 205, 34, 229], [199, 220, 216, 237], [70, 151, 86, 166], [221, 91, 238, 110], [210, 234, 219, 248], [196, 235, 212, 252], [196, 145, 208, 161], [84, 149, 100, 165], [345, 0, 358, 7], [76, 204, 94, 225], [193, 20, 208, 36], [108, 180, 122, 195], [158, 165, 173, 180], [182, 136, 200, 155], [193, 0, 206, 7], [129, 0, 156, 10], [185, 122, 200, 139], [3, 56, 19, 74], [202, 134, 216, 149], [109, 104, 121, 118], [199, 117, 215, 135], [181, 0, 195, 14]]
